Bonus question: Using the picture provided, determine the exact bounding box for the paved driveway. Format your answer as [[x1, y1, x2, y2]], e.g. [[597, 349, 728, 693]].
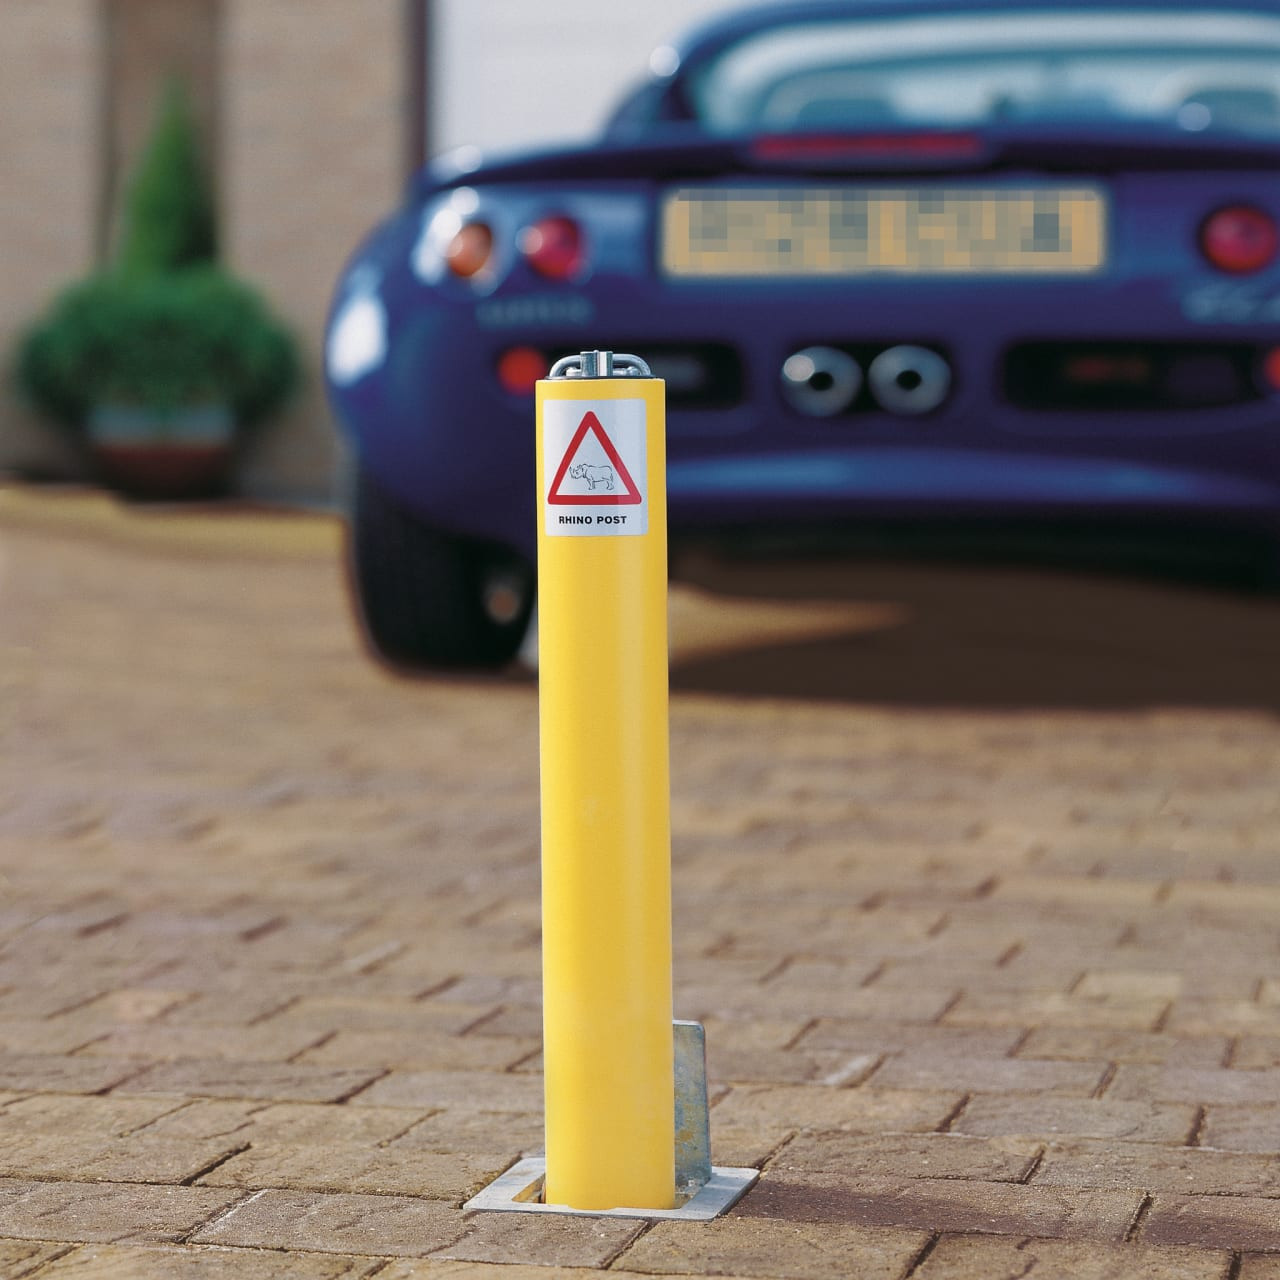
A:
[[1, 486, 1279, 1278]]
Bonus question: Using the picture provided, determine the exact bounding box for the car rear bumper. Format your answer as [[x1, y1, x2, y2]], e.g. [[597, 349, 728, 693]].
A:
[[665, 444, 1280, 525], [332, 276, 1280, 560]]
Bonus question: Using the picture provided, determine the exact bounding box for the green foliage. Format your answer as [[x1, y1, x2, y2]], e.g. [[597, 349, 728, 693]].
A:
[[117, 80, 217, 275], [13, 79, 299, 439], [16, 269, 298, 433]]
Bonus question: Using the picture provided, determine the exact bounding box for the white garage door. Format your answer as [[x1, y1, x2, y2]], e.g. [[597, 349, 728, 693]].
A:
[[429, 0, 744, 156]]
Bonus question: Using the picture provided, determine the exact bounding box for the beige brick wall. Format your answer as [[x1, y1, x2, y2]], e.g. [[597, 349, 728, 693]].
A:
[[0, 0, 102, 479], [221, 0, 409, 502]]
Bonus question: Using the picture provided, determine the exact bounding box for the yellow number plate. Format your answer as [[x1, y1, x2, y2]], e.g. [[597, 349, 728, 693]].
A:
[[661, 187, 1107, 277]]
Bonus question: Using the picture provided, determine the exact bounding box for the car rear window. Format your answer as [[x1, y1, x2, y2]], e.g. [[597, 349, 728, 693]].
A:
[[686, 10, 1280, 137]]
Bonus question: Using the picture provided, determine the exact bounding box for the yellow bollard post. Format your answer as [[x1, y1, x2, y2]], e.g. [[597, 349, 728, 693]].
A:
[[536, 350, 674, 1211]]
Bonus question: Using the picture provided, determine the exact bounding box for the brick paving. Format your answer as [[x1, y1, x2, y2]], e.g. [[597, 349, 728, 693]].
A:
[[0, 484, 1279, 1278]]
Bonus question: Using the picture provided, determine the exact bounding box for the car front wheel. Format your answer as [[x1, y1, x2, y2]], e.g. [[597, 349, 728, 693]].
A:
[[347, 465, 534, 670]]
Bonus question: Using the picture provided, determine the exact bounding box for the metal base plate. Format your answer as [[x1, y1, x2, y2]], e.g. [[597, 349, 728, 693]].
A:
[[464, 1157, 758, 1221]]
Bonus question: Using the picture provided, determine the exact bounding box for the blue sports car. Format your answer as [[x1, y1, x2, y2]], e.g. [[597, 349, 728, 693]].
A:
[[327, 0, 1280, 668]]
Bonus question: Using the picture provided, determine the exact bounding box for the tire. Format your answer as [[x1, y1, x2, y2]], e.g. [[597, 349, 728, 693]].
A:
[[347, 464, 534, 669], [1260, 530, 1280, 594]]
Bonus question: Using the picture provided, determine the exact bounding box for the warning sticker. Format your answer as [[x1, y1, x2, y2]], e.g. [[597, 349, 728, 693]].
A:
[[543, 398, 647, 537]]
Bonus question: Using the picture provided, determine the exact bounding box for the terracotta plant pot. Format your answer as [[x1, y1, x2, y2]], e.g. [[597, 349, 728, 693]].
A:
[[87, 403, 235, 499]]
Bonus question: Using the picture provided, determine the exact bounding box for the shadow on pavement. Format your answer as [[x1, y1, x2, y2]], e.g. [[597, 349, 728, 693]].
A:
[[667, 558, 1280, 712]]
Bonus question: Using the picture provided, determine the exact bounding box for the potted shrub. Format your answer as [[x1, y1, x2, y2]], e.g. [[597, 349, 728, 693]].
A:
[[17, 267, 298, 498], [13, 83, 297, 498]]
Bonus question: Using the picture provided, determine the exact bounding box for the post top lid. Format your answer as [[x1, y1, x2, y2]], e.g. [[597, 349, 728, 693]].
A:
[[548, 350, 652, 379]]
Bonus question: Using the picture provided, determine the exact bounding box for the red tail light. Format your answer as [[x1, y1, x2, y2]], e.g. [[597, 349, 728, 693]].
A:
[[1200, 205, 1278, 274], [1261, 347, 1280, 393], [496, 346, 548, 395], [1063, 354, 1151, 387], [445, 222, 493, 278], [518, 216, 584, 279]]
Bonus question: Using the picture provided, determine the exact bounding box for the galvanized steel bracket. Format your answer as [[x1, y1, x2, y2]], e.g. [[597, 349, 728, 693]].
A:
[[673, 1019, 713, 1194], [464, 1019, 758, 1220]]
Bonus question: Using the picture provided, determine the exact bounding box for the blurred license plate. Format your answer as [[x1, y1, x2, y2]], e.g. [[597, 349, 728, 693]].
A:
[[661, 186, 1106, 277]]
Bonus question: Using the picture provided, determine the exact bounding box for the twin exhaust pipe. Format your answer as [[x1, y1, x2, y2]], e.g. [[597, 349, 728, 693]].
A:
[[780, 344, 951, 417]]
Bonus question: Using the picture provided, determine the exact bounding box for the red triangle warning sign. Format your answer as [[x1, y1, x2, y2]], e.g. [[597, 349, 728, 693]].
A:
[[546, 411, 643, 506]]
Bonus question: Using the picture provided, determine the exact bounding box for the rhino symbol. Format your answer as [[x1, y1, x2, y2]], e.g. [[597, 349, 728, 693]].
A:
[[568, 462, 615, 491]]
